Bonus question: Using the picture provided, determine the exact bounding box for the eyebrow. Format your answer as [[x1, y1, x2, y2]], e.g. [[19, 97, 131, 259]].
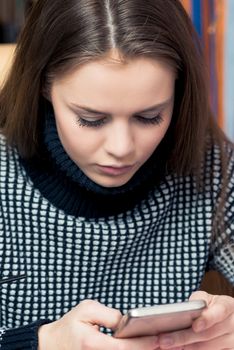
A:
[[69, 97, 173, 116]]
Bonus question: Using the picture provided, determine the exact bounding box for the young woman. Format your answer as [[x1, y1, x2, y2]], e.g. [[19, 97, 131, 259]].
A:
[[0, 0, 233, 349]]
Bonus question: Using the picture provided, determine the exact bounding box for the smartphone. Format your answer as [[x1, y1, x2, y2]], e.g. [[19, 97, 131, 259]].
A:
[[114, 300, 207, 338]]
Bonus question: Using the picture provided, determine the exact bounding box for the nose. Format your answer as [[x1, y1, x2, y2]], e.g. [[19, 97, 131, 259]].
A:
[[104, 121, 135, 160]]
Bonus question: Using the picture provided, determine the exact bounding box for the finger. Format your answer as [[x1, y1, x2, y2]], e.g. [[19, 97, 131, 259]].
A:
[[80, 324, 159, 350], [183, 333, 234, 350], [158, 316, 232, 349], [189, 292, 234, 332], [158, 312, 234, 349], [108, 333, 159, 350], [159, 327, 201, 349], [75, 300, 122, 329]]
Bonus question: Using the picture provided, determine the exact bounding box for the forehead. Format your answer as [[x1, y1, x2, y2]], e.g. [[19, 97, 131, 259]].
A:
[[51, 53, 176, 114]]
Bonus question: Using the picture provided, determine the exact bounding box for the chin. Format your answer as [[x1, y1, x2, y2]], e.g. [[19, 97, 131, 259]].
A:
[[97, 180, 130, 188], [93, 176, 133, 188]]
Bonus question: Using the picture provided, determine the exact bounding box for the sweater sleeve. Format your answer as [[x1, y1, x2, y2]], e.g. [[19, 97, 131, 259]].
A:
[[0, 320, 51, 350], [208, 144, 234, 285]]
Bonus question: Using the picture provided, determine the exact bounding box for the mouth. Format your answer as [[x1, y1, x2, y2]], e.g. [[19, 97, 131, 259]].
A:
[[96, 164, 135, 176]]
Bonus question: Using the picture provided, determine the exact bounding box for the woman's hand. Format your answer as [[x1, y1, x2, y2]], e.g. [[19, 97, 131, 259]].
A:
[[158, 291, 234, 350], [38, 299, 159, 350]]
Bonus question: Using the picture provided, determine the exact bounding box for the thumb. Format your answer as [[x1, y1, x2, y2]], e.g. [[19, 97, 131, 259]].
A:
[[189, 291, 214, 332], [75, 299, 122, 330], [189, 290, 212, 304]]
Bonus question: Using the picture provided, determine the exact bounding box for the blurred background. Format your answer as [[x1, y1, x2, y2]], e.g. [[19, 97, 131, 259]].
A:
[[181, 0, 234, 142], [0, 0, 233, 140]]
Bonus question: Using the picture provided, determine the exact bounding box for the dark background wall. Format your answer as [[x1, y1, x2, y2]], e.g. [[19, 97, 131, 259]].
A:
[[0, 0, 34, 43]]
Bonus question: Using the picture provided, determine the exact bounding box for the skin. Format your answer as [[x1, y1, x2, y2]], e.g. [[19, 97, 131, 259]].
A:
[[158, 291, 234, 350], [38, 53, 234, 349], [38, 300, 159, 350], [50, 52, 175, 188]]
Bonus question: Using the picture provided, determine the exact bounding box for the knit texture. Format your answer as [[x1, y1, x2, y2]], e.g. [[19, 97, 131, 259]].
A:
[[0, 320, 50, 350], [0, 130, 234, 348]]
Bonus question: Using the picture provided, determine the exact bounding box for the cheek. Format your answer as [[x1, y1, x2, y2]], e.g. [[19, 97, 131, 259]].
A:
[[56, 116, 77, 150], [55, 116, 101, 161], [140, 136, 160, 160], [141, 121, 171, 156]]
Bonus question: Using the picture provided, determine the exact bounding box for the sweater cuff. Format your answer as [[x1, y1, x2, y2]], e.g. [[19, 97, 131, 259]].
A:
[[0, 320, 51, 350]]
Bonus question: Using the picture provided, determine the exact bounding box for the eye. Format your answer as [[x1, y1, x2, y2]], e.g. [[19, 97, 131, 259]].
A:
[[76, 116, 107, 128], [75, 113, 164, 128], [135, 114, 163, 125]]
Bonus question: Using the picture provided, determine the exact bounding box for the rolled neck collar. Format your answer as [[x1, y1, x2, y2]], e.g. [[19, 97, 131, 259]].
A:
[[20, 101, 166, 218], [44, 103, 162, 196]]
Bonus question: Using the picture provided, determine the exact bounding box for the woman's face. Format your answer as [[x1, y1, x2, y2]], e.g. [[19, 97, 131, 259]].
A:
[[50, 53, 176, 187]]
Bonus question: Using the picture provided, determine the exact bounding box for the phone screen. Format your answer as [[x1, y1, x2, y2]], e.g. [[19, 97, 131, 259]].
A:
[[114, 300, 207, 338]]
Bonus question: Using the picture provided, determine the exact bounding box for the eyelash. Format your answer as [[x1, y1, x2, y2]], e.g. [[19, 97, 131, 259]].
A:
[[76, 114, 163, 128]]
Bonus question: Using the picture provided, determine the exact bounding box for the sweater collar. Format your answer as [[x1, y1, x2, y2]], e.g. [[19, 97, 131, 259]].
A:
[[20, 102, 165, 218], [43, 103, 162, 196]]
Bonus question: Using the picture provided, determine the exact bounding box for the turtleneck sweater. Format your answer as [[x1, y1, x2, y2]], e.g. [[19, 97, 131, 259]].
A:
[[0, 108, 234, 349], [21, 104, 167, 218]]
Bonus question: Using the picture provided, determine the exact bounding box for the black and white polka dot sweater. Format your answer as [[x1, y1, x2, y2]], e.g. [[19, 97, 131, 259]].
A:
[[0, 124, 234, 349]]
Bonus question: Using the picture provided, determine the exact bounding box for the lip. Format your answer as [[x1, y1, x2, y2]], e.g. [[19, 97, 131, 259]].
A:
[[96, 164, 134, 176]]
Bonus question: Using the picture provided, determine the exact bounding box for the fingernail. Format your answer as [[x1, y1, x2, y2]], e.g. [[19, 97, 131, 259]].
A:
[[160, 336, 174, 347]]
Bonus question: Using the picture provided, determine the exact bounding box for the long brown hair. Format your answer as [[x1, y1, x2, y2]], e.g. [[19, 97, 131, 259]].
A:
[[0, 0, 226, 174]]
